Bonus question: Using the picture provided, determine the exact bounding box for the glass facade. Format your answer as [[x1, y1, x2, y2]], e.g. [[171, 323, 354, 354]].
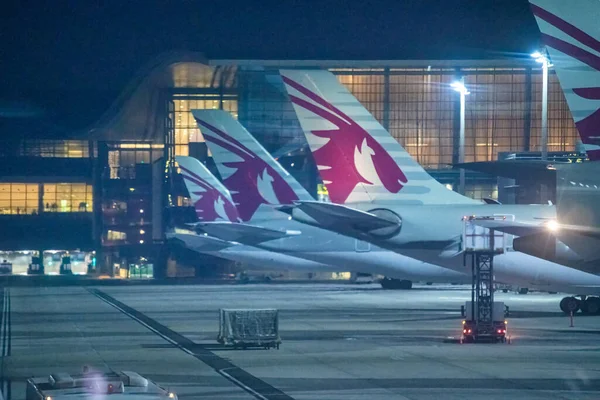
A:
[[18, 140, 90, 158], [464, 69, 528, 163], [0, 182, 93, 214], [43, 183, 93, 212], [167, 65, 577, 171], [107, 143, 164, 179], [388, 70, 456, 168], [0, 183, 39, 215], [530, 72, 578, 152], [172, 96, 238, 156]]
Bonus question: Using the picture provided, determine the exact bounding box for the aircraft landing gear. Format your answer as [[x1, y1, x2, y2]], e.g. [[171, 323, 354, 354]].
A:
[[581, 297, 600, 315], [559, 296, 580, 314], [518, 287, 529, 295], [380, 278, 412, 290]]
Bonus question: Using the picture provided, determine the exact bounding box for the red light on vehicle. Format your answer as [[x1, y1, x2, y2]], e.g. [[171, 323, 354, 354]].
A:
[[463, 329, 467, 333], [467, 329, 472, 334], [497, 329, 502, 334]]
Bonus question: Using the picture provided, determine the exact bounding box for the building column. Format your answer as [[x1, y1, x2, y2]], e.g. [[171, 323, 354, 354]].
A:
[[383, 67, 390, 131], [523, 67, 532, 152]]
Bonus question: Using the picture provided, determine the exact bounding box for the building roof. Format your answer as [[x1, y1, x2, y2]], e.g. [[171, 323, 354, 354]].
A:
[[2, 51, 544, 143]]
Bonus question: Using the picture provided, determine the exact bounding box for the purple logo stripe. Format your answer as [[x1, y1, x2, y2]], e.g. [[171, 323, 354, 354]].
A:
[[573, 87, 600, 100], [197, 119, 257, 160], [179, 164, 239, 222], [531, 4, 600, 54], [283, 75, 407, 204], [531, 4, 600, 161], [195, 116, 299, 220], [283, 76, 353, 126], [541, 34, 600, 71]]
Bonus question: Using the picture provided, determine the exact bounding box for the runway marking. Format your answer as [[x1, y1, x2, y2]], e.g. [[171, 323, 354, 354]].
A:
[[0, 288, 11, 400], [88, 288, 294, 400]]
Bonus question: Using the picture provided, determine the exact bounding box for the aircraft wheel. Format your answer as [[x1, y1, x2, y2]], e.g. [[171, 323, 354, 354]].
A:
[[559, 296, 580, 314], [398, 280, 412, 290], [518, 287, 529, 295], [582, 297, 600, 315], [380, 278, 412, 290]]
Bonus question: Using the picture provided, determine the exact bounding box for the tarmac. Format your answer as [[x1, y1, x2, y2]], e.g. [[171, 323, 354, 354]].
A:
[[3, 282, 600, 399]]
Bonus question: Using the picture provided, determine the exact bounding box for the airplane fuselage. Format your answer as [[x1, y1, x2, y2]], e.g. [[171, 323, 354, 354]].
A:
[[290, 202, 600, 294]]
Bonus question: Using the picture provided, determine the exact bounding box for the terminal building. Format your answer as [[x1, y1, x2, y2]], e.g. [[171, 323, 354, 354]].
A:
[[0, 52, 584, 277]]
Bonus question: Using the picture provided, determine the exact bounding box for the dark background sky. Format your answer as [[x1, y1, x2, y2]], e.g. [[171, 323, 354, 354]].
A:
[[0, 0, 541, 130]]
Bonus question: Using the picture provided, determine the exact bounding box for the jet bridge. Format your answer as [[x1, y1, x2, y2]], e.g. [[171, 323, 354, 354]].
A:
[[461, 216, 508, 343]]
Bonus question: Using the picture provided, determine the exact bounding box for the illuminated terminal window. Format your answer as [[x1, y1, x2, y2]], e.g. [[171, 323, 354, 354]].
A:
[[464, 71, 528, 163], [172, 97, 238, 156], [465, 184, 499, 201], [107, 143, 164, 180], [43, 183, 93, 212], [19, 140, 90, 158], [0, 184, 39, 215], [336, 74, 385, 122], [389, 73, 455, 168], [106, 230, 127, 241]]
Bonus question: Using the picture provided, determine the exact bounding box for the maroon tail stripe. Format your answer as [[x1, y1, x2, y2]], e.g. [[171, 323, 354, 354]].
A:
[[531, 3, 600, 54]]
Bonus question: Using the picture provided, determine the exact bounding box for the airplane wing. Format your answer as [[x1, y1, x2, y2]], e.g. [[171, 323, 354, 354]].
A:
[[471, 219, 549, 237], [193, 222, 300, 245], [291, 201, 400, 232], [473, 219, 600, 238]]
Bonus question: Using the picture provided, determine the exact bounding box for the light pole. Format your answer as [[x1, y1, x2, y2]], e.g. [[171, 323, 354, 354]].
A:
[[532, 51, 552, 203], [532, 51, 552, 161], [451, 79, 470, 195]]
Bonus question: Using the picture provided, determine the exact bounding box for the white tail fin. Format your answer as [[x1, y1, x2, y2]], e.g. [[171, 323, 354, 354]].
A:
[[175, 156, 240, 222], [192, 109, 313, 222], [530, 0, 600, 160], [280, 69, 476, 205]]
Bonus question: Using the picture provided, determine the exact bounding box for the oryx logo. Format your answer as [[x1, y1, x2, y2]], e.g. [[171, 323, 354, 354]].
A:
[[282, 76, 408, 204], [196, 119, 299, 221], [532, 4, 600, 160], [179, 165, 239, 222]]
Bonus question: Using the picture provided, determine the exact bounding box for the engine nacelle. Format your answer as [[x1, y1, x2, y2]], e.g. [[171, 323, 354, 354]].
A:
[[366, 208, 402, 239], [513, 233, 583, 264]]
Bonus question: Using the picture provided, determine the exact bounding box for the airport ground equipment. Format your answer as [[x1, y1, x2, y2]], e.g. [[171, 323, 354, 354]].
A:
[[0, 260, 12, 275], [26, 368, 177, 400], [59, 255, 72, 275], [28, 256, 43, 275], [217, 308, 281, 349], [461, 216, 508, 343]]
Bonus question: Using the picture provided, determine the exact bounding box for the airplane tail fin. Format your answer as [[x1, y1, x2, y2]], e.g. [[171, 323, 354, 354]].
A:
[[175, 156, 240, 222], [280, 69, 477, 205], [192, 109, 313, 222], [530, 0, 600, 160]]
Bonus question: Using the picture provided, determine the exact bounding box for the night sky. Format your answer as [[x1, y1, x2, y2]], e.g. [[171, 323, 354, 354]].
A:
[[1, 0, 541, 131]]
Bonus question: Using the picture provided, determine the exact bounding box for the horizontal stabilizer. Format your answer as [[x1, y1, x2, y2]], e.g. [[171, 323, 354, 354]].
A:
[[293, 201, 400, 232], [166, 231, 234, 252], [482, 198, 501, 205], [194, 221, 300, 245]]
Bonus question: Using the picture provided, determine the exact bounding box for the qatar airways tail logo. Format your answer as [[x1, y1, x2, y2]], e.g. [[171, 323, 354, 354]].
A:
[[282, 75, 407, 204], [179, 165, 239, 222], [196, 119, 299, 221], [532, 4, 600, 160]]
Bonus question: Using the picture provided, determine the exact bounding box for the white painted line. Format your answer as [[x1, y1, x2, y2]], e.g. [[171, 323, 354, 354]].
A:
[[219, 368, 269, 400], [91, 291, 269, 400], [91, 292, 195, 356]]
